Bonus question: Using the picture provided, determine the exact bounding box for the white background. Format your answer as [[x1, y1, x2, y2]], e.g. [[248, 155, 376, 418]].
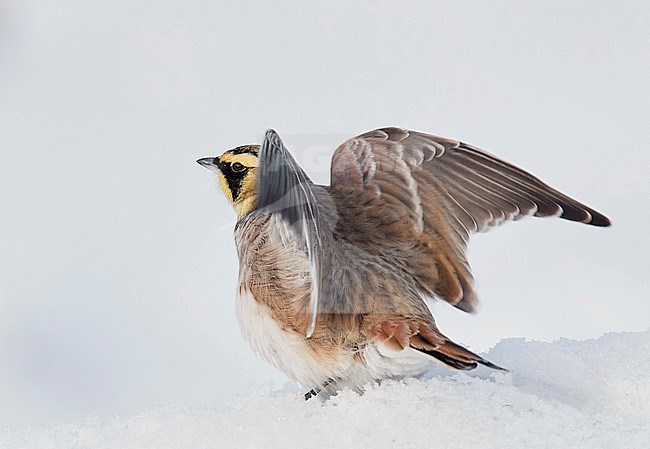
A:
[[1, 0, 648, 429]]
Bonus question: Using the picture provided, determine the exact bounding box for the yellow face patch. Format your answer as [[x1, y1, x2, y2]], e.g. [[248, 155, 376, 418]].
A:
[[215, 147, 260, 218]]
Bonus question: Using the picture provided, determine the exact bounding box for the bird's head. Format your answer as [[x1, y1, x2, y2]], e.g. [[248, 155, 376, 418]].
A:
[[197, 145, 260, 218]]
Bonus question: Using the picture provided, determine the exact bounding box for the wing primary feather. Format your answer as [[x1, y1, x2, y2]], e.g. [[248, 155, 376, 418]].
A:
[[434, 166, 512, 225], [450, 151, 565, 218], [455, 144, 608, 225], [435, 158, 537, 222]]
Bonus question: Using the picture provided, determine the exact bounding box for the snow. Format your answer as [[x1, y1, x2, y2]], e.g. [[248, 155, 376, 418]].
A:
[[2, 0, 649, 432], [2, 331, 648, 449]]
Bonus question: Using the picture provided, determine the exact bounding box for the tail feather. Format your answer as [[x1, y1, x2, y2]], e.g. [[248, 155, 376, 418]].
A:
[[411, 330, 507, 371], [370, 319, 507, 371]]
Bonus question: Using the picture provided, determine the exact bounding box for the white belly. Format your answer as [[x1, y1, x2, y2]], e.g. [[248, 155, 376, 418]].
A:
[[236, 289, 433, 394], [235, 289, 340, 389]]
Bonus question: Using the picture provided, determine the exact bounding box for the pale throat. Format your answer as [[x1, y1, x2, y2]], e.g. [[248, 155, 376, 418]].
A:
[[218, 172, 257, 218], [234, 194, 257, 218]]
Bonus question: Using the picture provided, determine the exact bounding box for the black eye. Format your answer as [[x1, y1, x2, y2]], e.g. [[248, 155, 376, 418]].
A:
[[231, 162, 246, 173]]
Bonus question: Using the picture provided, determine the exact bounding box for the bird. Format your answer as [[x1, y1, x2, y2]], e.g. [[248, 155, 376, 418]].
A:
[[197, 127, 610, 400]]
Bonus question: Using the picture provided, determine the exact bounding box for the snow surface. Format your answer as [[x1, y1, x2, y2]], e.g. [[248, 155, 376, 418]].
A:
[[2, 331, 648, 449]]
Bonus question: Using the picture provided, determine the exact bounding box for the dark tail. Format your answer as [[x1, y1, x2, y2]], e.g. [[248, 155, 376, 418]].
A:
[[411, 328, 507, 371]]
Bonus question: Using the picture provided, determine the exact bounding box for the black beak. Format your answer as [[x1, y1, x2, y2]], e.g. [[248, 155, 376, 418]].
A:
[[197, 157, 219, 170]]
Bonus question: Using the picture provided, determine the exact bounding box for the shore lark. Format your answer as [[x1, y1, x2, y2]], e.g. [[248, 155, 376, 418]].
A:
[[198, 128, 610, 399]]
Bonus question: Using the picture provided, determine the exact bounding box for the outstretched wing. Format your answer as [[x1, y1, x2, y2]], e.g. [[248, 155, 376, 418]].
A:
[[330, 127, 610, 313], [255, 129, 325, 337]]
